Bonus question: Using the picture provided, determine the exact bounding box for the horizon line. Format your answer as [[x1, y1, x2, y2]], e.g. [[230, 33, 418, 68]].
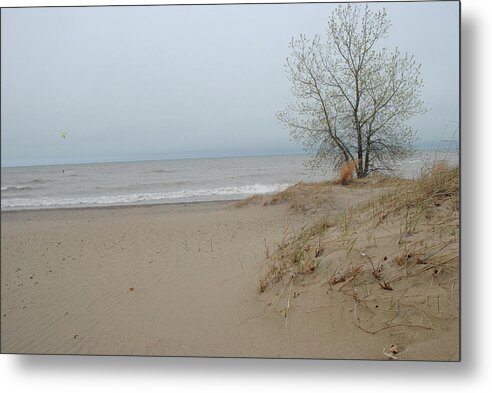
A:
[[0, 145, 459, 169]]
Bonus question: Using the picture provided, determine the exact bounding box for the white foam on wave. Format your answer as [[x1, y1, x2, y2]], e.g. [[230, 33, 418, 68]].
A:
[[1, 185, 32, 191], [1, 183, 291, 210]]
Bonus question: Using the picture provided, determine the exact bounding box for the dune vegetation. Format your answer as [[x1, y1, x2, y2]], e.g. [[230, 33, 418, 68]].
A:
[[251, 162, 459, 358]]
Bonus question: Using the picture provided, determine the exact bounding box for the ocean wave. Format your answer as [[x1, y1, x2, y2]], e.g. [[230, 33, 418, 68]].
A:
[[1, 185, 32, 192], [147, 169, 176, 174], [27, 179, 47, 184], [94, 180, 192, 191], [1, 183, 291, 210]]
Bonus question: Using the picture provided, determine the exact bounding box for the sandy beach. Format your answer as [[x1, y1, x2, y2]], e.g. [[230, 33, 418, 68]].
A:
[[1, 174, 459, 360], [0, 200, 312, 357]]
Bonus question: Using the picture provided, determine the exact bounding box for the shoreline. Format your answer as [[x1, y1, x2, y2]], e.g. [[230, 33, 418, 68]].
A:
[[1, 198, 239, 215], [1, 151, 460, 213]]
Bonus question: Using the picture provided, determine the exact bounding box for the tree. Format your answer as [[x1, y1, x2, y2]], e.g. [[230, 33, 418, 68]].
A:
[[277, 4, 427, 178]]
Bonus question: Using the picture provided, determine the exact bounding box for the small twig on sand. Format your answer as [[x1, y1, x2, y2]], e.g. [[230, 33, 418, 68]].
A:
[[419, 256, 457, 274], [305, 305, 328, 313], [353, 322, 432, 335], [353, 302, 360, 322], [382, 348, 399, 360], [424, 294, 442, 319], [361, 252, 376, 271], [264, 238, 269, 258], [285, 276, 294, 328], [389, 331, 406, 336], [338, 276, 355, 291], [450, 278, 459, 297], [419, 242, 453, 264], [396, 284, 416, 303]]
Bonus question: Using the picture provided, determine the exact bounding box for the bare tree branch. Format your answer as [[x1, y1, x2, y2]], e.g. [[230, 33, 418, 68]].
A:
[[277, 4, 426, 177]]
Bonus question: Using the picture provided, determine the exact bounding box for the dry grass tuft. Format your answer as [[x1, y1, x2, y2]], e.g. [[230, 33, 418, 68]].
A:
[[258, 163, 460, 340], [235, 182, 336, 213], [264, 182, 336, 213], [383, 164, 459, 214], [258, 216, 333, 293], [236, 174, 403, 213]]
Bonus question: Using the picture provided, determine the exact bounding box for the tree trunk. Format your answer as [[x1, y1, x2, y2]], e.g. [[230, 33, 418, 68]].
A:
[[356, 125, 364, 178], [363, 133, 371, 177]]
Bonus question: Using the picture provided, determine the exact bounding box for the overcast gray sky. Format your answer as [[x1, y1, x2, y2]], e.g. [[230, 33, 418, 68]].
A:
[[1, 1, 459, 167]]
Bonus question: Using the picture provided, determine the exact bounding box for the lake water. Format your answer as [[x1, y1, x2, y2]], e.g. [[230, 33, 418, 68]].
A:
[[1, 151, 458, 211]]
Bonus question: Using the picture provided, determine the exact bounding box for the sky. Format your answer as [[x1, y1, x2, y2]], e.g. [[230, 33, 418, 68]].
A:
[[1, 1, 459, 167]]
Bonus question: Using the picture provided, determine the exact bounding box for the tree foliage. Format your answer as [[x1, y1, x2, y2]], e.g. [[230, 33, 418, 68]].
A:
[[277, 4, 427, 177]]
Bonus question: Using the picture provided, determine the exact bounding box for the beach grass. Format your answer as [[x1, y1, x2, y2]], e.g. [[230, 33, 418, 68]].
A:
[[256, 163, 459, 354]]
